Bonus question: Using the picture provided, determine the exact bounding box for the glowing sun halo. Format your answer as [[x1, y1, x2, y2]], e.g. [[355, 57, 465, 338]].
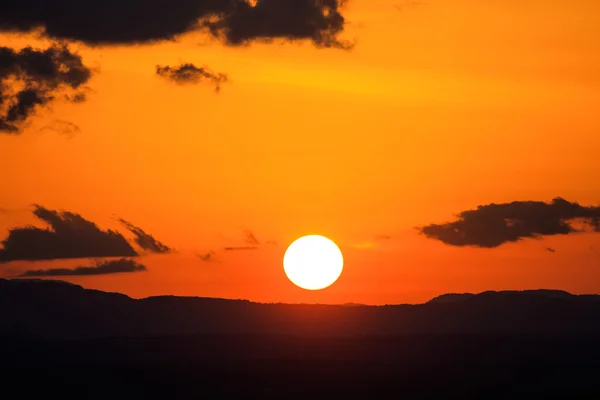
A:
[[283, 235, 344, 291]]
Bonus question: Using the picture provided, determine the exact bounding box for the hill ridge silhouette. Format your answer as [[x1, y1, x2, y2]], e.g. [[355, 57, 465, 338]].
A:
[[2, 278, 600, 339], [427, 289, 579, 304], [4, 278, 592, 305]]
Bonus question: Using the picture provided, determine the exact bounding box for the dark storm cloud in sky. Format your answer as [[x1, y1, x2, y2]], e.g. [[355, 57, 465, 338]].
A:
[[201, 0, 351, 49], [21, 258, 147, 277], [0, 45, 92, 133], [156, 64, 228, 91], [0, 0, 350, 48], [0, 206, 169, 262], [419, 198, 600, 248], [0, 205, 137, 262]]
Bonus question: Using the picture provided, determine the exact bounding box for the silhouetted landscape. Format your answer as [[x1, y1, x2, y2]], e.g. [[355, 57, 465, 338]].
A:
[[2, 278, 600, 398], [3, 0, 599, 397]]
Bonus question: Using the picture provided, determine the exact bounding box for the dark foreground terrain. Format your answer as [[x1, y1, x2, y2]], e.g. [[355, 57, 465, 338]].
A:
[[2, 279, 600, 398], [3, 334, 600, 398]]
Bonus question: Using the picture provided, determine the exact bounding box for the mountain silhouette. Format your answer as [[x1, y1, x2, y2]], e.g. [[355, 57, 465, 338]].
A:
[[3, 278, 600, 398], [427, 289, 578, 304], [2, 278, 600, 339]]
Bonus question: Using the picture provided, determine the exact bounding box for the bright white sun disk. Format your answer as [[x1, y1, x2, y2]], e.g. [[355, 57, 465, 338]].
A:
[[283, 235, 344, 291]]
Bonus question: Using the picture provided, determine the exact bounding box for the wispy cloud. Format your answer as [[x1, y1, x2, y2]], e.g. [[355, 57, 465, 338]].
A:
[[211, 228, 275, 256], [156, 64, 228, 92], [196, 251, 218, 263], [375, 235, 393, 241], [224, 246, 259, 251], [38, 120, 81, 139], [243, 228, 261, 246], [21, 258, 146, 277], [118, 218, 171, 254]]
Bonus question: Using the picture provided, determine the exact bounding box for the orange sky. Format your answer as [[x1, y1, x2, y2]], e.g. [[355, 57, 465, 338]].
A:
[[1, 0, 599, 304]]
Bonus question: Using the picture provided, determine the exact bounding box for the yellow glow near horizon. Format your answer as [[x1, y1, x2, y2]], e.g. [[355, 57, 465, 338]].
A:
[[283, 235, 344, 291]]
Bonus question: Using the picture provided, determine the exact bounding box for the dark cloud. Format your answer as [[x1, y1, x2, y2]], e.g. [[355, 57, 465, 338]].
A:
[[419, 198, 600, 248], [21, 258, 146, 277], [0, 0, 350, 48], [156, 63, 228, 92], [0, 120, 18, 133], [65, 92, 87, 103], [224, 246, 259, 251], [0, 45, 92, 133], [0, 208, 7, 214], [0, 205, 137, 262], [546, 247, 556, 253], [201, 0, 351, 49], [118, 218, 171, 254], [243, 228, 260, 246]]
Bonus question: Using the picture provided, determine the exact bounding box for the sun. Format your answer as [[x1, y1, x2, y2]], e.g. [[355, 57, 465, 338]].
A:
[[283, 235, 344, 291]]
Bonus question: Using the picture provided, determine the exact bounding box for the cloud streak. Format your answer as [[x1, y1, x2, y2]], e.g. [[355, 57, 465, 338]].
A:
[[21, 258, 146, 277], [0, 0, 350, 48], [196, 251, 218, 263], [118, 218, 171, 254], [0, 45, 92, 134], [38, 119, 81, 138], [419, 198, 600, 248], [156, 63, 228, 92], [375, 235, 392, 241], [224, 246, 259, 251], [243, 228, 260, 246]]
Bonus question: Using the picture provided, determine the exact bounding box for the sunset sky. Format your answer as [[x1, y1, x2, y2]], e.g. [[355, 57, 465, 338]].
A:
[[1, 0, 599, 305]]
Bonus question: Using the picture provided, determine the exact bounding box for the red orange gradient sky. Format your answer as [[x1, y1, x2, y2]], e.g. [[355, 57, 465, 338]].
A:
[[1, 0, 599, 304]]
